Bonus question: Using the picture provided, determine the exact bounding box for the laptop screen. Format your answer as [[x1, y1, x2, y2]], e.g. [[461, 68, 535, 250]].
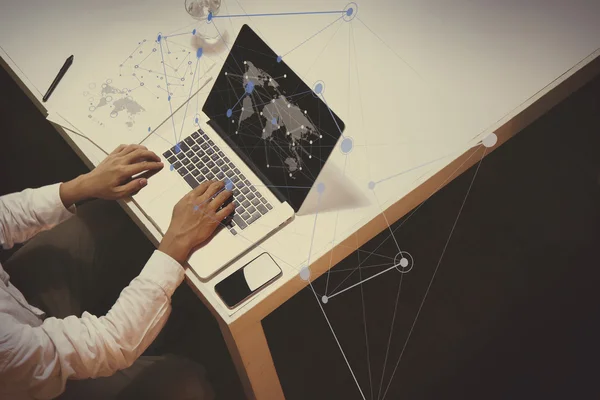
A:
[[202, 24, 345, 212]]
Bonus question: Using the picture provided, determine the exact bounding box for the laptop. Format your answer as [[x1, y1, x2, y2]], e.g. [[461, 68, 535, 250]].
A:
[[133, 24, 345, 280]]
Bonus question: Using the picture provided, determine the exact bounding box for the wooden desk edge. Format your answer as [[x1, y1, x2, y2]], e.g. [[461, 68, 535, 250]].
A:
[[238, 52, 600, 328]]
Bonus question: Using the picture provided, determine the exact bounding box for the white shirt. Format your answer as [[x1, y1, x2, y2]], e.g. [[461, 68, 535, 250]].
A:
[[0, 184, 185, 400]]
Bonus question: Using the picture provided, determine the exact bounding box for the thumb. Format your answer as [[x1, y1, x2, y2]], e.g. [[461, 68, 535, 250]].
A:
[[118, 178, 148, 197]]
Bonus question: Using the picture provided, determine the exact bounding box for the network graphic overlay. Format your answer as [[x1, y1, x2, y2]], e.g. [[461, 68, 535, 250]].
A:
[[80, 24, 216, 150], [80, 1, 503, 399], [189, 3, 502, 400]]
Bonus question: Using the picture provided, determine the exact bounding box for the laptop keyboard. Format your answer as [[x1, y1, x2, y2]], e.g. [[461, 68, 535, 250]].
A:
[[162, 129, 273, 236]]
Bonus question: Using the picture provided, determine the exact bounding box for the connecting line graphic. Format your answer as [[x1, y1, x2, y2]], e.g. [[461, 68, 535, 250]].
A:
[[320, 93, 346, 140], [304, 189, 367, 400], [250, 89, 313, 109], [230, 91, 247, 112], [373, 146, 473, 186], [177, 54, 201, 144], [324, 155, 349, 295], [373, 192, 403, 256], [164, 31, 194, 38], [158, 35, 178, 147], [212, 22, 243, 72], [328, 263, 398, 300], [325, 145, 484, 300], [302, 188, 323, 277], [282, 15, 345, 58], [213, 10, 346, 19], [376, 267, 405, 400], [309, 282, 367, 400], [357, 245, 374, 400], [356, 16, 422, 81], [380, 149, 488, 400]]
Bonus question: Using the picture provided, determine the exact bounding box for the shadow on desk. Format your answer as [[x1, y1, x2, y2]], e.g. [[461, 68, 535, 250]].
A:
[[297, 161, 370, 216]]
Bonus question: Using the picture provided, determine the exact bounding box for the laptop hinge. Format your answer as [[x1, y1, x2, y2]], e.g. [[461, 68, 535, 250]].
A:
[[206, 119, 288, 205]]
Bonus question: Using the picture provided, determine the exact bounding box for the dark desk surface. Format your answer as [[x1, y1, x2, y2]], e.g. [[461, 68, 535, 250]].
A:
[[263, 73, 600, 400]]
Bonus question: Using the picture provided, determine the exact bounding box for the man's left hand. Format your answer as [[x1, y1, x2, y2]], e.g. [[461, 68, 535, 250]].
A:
[[60, 144, 164, 208]]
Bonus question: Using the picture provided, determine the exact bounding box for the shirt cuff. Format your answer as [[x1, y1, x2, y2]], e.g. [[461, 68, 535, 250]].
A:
[[35, 183, 76, 225], [138, 250, 185, 297]]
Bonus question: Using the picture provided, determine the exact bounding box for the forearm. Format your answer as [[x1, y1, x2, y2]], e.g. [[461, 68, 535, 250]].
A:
[[159, 232, 192, 265], [59, 174, 92, 209], [0, 184, 75, 249], [38, 251, 184, 381]]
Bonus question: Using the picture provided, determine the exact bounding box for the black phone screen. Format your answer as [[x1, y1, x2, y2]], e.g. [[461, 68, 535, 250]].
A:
[[215, 252, 282, 309]]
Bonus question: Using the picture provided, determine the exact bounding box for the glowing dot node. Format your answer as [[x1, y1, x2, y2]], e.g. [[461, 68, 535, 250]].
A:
[[483, 132, 498, 148], [343, 2, 358, 21], [226, 109, 232, 118], [340, 137, 354, 154], [322, 295, 329, 304], [368, 181, 376, 190], [299, 266, 310, 281], [394, 251, 414, 273], [276, 55, 283, 63], [314, 81, 324, 94]]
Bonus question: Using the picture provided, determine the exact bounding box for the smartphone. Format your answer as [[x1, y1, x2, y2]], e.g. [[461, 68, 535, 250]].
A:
[[215, 252, 282, 309]]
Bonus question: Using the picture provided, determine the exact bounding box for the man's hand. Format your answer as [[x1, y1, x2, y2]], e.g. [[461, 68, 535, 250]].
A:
[[60, 144, 164, 208], [158, 180, 235, 264]]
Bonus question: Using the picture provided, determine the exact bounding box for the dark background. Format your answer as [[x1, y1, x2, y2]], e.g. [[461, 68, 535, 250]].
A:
[[1, 60, 599, 400]]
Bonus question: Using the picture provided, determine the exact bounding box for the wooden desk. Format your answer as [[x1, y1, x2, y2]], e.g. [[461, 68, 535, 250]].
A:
[[2, 1, 600, 398]]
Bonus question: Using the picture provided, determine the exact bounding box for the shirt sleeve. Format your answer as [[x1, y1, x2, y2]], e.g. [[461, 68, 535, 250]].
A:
[[0, 250, 185, 400], [0, 184, 76, 250]]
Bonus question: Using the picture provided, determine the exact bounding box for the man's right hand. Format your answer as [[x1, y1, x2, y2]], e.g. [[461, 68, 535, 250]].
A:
[[158, 180, 235, 265]]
